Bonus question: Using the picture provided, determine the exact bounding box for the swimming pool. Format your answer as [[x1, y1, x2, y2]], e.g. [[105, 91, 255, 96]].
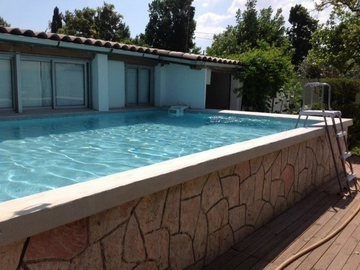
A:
[[0, 109, 315, 202], [0, 109, 352, 267]]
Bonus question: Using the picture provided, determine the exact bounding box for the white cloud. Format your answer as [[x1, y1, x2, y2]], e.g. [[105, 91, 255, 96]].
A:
[[228, 0, 247, 14], [196, 12, 233, 25]]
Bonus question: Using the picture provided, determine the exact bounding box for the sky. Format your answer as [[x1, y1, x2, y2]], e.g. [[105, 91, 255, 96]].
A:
[[0, 0, 330, 52]]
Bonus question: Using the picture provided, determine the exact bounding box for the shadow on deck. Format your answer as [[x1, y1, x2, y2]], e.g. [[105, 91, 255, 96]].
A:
[[205, 156, 360, 270]]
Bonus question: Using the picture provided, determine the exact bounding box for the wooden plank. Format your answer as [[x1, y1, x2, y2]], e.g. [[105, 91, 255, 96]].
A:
[[272, 194, 354, 269], [308, 195, 360, 269], [233, 181, 333, 253], [327, 203, 360, 269], [219, 182, 340, 269], [247, 194, 341, 258], [215, 253, 251, 270], [342, 236, 360, 270], [292, 194, 360, 269], [327, 231, 360, 269], [232, 255, 259, 270], [234, 187, 334, 257], [247, 194, 342, 270], [203, 249, 239, 270]]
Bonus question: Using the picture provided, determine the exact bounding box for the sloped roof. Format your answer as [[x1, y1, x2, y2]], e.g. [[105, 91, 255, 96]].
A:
[[0, 27, 241, 66]]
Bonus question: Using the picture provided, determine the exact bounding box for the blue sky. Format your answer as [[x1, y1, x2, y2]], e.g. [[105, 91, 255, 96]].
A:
[[0, 0, 329, 51]]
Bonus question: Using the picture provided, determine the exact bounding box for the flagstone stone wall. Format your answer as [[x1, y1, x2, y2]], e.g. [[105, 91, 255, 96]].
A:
[[0, 133, 341, 270]]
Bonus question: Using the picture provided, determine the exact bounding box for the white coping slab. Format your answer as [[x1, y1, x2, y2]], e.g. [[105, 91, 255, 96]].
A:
[[0, 110, 353, 246]]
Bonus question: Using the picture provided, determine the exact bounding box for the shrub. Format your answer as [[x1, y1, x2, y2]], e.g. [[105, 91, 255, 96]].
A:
[[322, 78, 360, 151]]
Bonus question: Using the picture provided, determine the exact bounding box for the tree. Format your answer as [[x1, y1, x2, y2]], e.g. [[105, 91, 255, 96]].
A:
[[145, 0, 196, 52], [236, 0, 287, 53], [94, 2, 130, 41], [62, 2, 130, 42], [206, 0, 287, 57], [206, 26, 239, 58], [0, 16, 10, 26], [232, 43, 295, 112], [315, 0, 360, 14], [306, 11, 360, 77], [129, 33, 149, 46], [287, 5, 318, 68], [51, 7, 62, 33]]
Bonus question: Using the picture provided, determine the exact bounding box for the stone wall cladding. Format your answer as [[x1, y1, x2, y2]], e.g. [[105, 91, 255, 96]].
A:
[[1, 134, 339, 270]]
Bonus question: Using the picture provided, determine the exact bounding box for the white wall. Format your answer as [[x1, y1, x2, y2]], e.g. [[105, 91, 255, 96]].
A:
[[92, 54, 109, 111], [159, 63, 207, 109], [108, 60, 125, 109], [153, 65, 163, 107]]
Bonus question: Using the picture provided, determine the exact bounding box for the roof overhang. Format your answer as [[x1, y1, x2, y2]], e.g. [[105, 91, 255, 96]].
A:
[[0, 27, 242, 71]]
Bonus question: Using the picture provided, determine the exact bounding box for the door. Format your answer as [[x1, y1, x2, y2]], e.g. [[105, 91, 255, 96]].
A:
[[126, 66, 152, 106]]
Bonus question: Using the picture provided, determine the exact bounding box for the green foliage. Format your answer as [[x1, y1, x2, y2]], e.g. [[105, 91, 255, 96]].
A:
[[129, 33, 149, 46], [51, 7, 62, 33], [309, 11, 360, 77], [315, 0, 360, 14], [303, 0, 360, 79], [232, 44, 294, 112], [62, 2, 130, 42], [145, 0, 196, 52], [206, 0, 287, 57], [0, 16, 10, 26], [237, 2, 287, 51], [322, 78, 360, 149], [287, 5, 318, 68], [206, 26, 239, 58]]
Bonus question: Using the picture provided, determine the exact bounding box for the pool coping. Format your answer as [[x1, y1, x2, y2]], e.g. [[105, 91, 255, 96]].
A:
[[0, 110, 353, 246]]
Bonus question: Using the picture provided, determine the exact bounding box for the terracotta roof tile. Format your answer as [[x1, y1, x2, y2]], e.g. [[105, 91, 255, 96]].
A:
[[0, 27, 241, 66]]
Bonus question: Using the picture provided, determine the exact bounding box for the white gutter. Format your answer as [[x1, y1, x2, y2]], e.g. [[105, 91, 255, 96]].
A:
[[0, 33, 241, 70]]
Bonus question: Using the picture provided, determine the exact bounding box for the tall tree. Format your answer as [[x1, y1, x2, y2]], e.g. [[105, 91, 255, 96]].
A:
[[287, 5, 318, 68], [51, 7, 62, 33], [236, 0, 287, 52], [145, 0, 196, 52], [206, 0, 287, 57], [206, 26, 239, 58], [307, 11, 360, 76], [316, 0, 360, 14], [0, 16, 10, 26], [62, 2, 130, 42], [94, 2, 130, 41]]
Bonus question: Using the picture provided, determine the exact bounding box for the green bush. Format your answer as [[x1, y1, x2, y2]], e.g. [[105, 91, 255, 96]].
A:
[[322, 78, 360, 152]]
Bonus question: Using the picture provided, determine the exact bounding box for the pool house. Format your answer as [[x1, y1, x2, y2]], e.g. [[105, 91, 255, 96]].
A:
[[0, 27, 354, 269], [0, 27, 242, 114]]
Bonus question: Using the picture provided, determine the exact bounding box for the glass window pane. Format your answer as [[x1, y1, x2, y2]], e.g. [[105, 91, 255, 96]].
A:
[[55, 63, 85, 106], [126, 68, 137, 104], [0, 59, 12, 108], [21, 61, 52, 107], [138, 69, 150, 104]]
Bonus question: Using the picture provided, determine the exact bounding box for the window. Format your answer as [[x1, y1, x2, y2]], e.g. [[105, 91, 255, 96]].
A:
[[16, 56, 88, 110], [1, 54, 89, 113], [125, 65, 153, 106], [21, 61, 52, 108], [55, 63, 86, 106], [0, 58, 13, 109]]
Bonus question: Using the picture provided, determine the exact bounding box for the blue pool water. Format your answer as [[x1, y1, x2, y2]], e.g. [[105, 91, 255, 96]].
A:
[[0, 110, 315, 202]]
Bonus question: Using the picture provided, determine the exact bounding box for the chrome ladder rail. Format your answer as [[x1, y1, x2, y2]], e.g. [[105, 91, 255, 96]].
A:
[[296, 82, 357, 195]]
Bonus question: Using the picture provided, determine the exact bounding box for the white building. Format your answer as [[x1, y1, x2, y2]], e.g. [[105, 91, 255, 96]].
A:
[[0, 27, 243, 114]]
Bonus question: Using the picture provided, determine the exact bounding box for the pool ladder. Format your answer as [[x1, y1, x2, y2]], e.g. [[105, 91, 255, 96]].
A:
[[295, 82, 357, 195]]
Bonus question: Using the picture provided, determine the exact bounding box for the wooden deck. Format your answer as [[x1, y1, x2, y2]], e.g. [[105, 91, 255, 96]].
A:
[[205, 157, 360, 270]]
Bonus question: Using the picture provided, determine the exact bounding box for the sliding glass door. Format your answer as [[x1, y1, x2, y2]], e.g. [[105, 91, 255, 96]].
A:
[[21, 61, 52, 108], [125, 65, 152, 106], [54, 63, 86, 107], [0, 58, 13, 109]]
